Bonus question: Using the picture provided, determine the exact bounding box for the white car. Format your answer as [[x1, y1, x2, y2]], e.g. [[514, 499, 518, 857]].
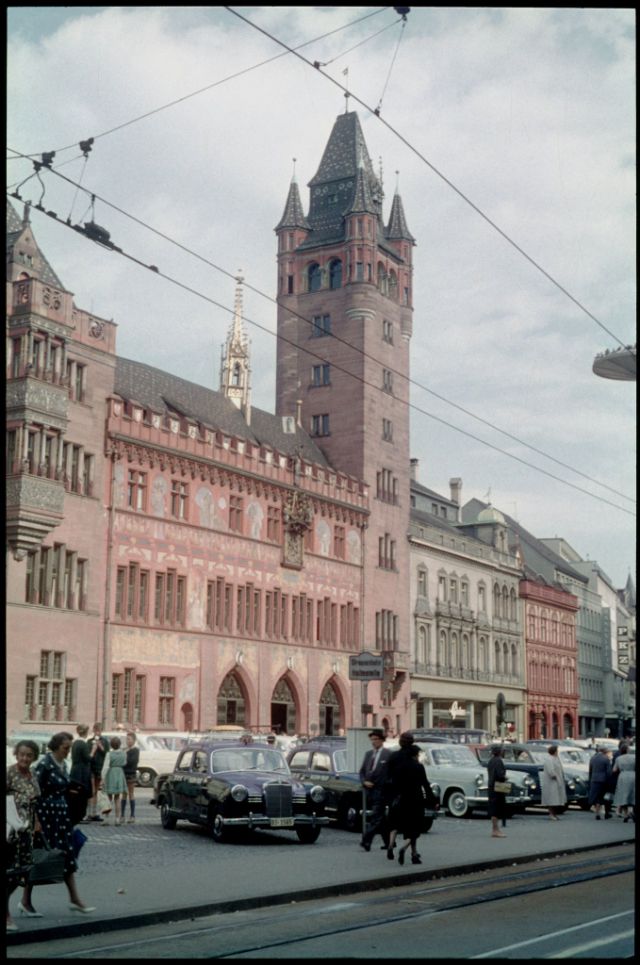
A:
[[102, 732, 179, 788], [415, 742, 490, 818]]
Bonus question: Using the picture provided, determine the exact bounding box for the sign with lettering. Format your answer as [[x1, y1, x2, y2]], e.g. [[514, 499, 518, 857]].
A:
[[349, 652, 384, 680]]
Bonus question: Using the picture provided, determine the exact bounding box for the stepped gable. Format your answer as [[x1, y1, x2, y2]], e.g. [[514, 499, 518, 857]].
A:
[[114, 356, 330, 467]]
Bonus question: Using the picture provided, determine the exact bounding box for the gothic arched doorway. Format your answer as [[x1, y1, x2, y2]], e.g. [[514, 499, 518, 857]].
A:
[[271, 677, 297, 735], [319, 680, 342, 736], [217, 672, 246, 726], [181, 702, 194, 731]]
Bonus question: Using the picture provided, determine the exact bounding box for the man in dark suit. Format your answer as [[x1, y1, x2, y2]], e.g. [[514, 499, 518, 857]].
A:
[[359, 729, 392, 851]]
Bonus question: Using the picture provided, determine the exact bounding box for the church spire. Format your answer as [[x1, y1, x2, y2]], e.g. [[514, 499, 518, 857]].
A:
[[220, 273, 251, 423]]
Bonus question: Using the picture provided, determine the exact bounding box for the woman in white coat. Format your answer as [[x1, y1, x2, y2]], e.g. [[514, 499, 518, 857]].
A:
[[541, 745, 567, 820]]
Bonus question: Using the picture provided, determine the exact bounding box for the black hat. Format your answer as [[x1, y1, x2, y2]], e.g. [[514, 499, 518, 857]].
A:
[[399, 731, 414, 745], [368, 729, 385, 739]]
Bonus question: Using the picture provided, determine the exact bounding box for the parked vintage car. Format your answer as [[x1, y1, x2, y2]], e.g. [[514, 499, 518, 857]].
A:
[[288, 738, 440, 832], [102, 731, 180, 788], [467, 744, 542, 810], [410, 742, 489, 818], [287, 738, 365, 830], [152, 738, 329, 843], [6, 731, 55, 769], [409, 728, 494, 745]]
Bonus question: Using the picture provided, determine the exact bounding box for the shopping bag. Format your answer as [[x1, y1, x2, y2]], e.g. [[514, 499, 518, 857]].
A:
[[96, 789, 112, 814], [28, 835, 66, 885], [6, 795, 27, 841]]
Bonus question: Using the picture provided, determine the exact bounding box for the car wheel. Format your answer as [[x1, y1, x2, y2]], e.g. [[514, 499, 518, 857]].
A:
[[160, 800, 177, 830], [296, 826, 321, 844], [445, 789, 470, 818], [137, 768, 155, 788], [211, 811, 227, 843], [579, 800, 591, 811]]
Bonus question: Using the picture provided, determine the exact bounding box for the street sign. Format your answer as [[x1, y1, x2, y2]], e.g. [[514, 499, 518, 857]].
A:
[[349, 651, 384, 680]]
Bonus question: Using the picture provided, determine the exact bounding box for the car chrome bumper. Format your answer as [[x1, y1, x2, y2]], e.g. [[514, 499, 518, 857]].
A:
[[221, 813, 330, 829]]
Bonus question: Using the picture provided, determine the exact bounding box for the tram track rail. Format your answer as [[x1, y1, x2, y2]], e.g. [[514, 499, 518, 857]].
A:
[[22, 845, 634, 959]]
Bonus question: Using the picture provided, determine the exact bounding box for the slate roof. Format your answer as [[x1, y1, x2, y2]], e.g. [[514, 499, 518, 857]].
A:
[[295, 111, 407, 258], [275, 178, 310, 232], [461, 498, 588, 586], [114, 356, 330, 467], [386, 192, 415, 242]]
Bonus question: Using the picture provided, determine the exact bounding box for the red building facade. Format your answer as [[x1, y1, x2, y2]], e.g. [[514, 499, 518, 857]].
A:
[[521, 579, 579, 739], [6, 110, 417, 737]]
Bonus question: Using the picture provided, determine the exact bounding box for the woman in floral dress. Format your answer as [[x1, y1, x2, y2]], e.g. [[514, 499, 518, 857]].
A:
[[6, 740, 41, 931], [31, 732, 95, 915]]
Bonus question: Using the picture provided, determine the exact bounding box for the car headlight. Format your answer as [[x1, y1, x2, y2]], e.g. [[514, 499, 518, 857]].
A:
[[475, 774, 484, 787], [230, 784, 248, 802], [310, 785, 326, 804], [523, 776, 535, 788], [430, 783, 440, 797]]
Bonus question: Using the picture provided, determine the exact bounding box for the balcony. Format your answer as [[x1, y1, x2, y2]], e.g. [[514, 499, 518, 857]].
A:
[[6, 473, 65, 560], [382, 649, 410, 673]]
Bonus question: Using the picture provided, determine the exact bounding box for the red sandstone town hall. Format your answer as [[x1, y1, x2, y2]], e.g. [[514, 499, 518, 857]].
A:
[[6, 110, 417, 736]]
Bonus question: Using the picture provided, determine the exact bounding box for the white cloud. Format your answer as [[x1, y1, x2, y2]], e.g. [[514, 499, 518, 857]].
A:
[[7, 6, 635, 587]]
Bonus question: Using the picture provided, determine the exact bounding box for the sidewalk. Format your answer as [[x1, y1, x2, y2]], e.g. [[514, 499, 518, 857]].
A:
[[7, 805, 635, 946]]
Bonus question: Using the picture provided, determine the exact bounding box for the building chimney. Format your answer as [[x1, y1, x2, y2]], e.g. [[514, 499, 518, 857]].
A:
[[449, 477, 462, 505], [410, 458, 419, 481], [295, 399, 303, 427]]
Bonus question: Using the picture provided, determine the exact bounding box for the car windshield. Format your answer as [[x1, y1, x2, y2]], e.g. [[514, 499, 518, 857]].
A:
[[145, 736, 168, 750], [210, 748, 290, 774], [559, 749, 589, 765], [529, 751, 547, 764], [333, 749, 348, 772], [430, 746, 479, 766]]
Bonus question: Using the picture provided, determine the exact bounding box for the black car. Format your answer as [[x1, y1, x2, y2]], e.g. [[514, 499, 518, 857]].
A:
[[287, 738, 366, 831], [152, 739, 329, 843], [287, 738, 439, 832]]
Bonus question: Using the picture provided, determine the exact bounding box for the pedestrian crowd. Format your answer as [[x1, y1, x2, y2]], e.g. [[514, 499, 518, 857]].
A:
[[356, 732, 635, 865], [6, 723, 141, 932], [7, 727, 635, 933]]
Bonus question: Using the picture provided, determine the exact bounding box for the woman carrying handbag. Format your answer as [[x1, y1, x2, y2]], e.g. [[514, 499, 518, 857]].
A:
[[29, 732, 96, 915]]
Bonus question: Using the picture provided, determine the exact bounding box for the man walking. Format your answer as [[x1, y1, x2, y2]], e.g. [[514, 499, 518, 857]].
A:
[[359, 729, 392, 851]]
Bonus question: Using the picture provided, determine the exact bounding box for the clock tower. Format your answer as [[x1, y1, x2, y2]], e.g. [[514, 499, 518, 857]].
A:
[[275, 111, 415, 731]]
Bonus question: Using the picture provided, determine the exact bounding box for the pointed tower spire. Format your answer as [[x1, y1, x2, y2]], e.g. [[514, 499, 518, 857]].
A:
[[386, 177, 415, 242], [220, 273, 251, 424], [275, 161, 310, 231]]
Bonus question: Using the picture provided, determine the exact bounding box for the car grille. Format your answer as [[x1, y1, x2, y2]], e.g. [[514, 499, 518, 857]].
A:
[[264, 782, 293, 817]]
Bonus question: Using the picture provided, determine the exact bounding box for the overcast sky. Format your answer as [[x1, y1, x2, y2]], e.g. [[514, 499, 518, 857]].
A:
[[7, 6, 636, 589]]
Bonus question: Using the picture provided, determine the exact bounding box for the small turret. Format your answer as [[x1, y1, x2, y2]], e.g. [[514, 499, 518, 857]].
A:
[[220, 273, 251, 424]]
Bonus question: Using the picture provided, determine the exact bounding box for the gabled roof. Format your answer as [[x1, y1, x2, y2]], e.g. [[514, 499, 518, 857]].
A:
[[6, 199, 66, 289], [114, 356, 330, 467]]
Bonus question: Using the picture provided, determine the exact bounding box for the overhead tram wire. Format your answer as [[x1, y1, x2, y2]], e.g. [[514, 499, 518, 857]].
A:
[[7, 154, 635, 509], [10, 7, 389, 161], [224, 6, 631, 353], [7, 186, 635, 520]]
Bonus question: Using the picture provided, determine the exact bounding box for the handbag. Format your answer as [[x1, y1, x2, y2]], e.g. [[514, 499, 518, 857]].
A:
[[71, 827, 88, 859], [6, 795, 27, 841], [494, 781, 512, 794], [28, 835, 66, 885], [96, 788, 112, 814]]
